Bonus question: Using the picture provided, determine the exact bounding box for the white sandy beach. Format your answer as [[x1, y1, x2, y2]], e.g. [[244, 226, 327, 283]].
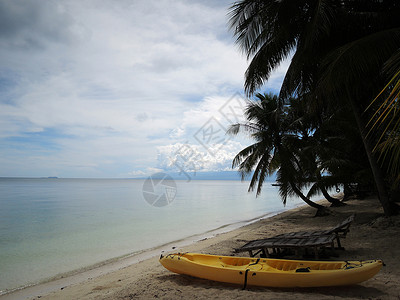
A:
[[2, 196, 400, 300]]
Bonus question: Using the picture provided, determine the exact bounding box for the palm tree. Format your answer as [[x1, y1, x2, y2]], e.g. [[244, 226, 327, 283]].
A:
[[228, 92, 330, 216], [228, 0, 400, 216], [286, 98, 345, 207], [312, 107, 374, 200], [367, 51, 400, 186], [228, 0, 342, 97], [315, 28, 400, 216]]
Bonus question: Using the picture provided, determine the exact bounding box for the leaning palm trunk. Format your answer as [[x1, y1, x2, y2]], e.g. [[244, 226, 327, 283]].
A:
[[315, 172, 345, 207], [277, 144, 331, 215], [289, 182, 330, 216], [320, 185, 345, 207]]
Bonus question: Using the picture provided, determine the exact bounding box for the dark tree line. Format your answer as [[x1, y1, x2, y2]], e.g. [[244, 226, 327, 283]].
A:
[[228, 0, 400, 216]]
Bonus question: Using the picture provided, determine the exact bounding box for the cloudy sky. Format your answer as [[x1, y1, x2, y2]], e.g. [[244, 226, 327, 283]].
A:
[[0, 0, 288, 178]]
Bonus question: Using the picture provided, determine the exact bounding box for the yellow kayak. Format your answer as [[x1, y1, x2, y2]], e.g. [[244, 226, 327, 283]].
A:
[[159, 253, 383, 288]]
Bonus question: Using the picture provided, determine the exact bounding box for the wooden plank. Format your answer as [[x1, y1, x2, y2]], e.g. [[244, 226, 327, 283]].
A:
[[235, 234, 335, 253]]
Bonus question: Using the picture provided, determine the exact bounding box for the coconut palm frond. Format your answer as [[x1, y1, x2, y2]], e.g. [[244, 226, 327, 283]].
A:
[[226, 122, 261, 136], [229, 0, 303, 96], [251, 151, 275, 196], [232, 143, 260, 169], [244, 38, 296, 96], [301, 0, 336, 50], [228, 0, 277, 56], [317, 28, 400, 100], [229, 0, 400, 215], [366, 49, 400, 185]]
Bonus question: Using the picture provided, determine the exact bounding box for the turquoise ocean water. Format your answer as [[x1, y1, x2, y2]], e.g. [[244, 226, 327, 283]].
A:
[[0, 178, 306, 293]]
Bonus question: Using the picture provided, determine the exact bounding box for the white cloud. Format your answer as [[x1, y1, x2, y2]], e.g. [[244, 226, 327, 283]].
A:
[[157, 141, 246, 173], [154, 92, 251, 174], [176, 93, 248, 136], [0, 0, 285, 177]]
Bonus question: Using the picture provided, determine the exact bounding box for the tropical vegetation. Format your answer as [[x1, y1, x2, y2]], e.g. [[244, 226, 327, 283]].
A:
[[228, 0, 400, 216]]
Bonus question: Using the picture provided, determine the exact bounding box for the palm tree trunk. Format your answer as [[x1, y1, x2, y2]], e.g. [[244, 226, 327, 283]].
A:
[[289, 182, 330, 216], [315, 172, 345, 206], [320, 185, 345, 207], [347, 91, 399, 216]]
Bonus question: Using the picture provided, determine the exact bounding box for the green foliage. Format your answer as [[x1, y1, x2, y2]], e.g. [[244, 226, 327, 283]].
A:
[[229, 0, 400, 215], [367, 55, 400, 185], [229, 93, 350, 208]]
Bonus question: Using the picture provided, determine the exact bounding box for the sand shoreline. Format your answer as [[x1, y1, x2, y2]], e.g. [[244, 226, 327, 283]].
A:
[[2, 196, 400, 299]]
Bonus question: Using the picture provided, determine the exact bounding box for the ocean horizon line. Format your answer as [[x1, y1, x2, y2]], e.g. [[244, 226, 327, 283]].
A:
[[0, 171, 275, 181]]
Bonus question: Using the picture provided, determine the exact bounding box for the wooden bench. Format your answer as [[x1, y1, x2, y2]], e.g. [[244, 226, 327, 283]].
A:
[[273, 214, 355, 249], [235, 234, 336, 259], [235, 214, 355, 259]]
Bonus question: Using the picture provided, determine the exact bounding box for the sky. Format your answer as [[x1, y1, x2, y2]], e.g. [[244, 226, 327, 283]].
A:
[[0, 0, 289, 178]]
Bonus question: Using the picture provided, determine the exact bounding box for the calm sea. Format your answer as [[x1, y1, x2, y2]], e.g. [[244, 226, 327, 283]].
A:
[[0, 177, 305, 293]]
